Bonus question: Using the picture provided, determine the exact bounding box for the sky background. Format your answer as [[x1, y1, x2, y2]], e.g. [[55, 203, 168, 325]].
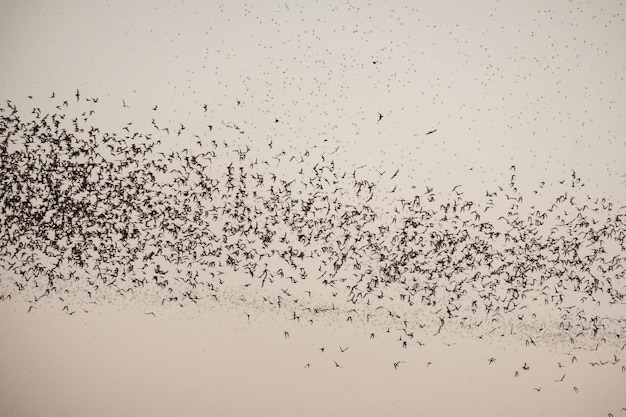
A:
[[1, 0, 626, 416], [1, 0, 625, 200]]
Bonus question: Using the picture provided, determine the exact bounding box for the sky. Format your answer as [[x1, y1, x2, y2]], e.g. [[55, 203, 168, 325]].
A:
[[1, 1, 626, 416], [1, 0, 625, 200]]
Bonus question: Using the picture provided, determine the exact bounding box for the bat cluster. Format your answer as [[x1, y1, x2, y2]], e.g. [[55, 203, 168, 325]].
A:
[[0, 95, 625, 353]]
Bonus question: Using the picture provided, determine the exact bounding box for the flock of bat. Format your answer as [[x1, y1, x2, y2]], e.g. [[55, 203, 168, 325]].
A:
[[1, 93, 625, 409]]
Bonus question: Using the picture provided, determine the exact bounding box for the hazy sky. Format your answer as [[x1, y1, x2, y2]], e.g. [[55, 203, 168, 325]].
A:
[[1, 0, 625, 201], [1, 2, 626, 416]]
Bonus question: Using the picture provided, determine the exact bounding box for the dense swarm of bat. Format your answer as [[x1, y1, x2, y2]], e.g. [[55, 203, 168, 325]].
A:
[[1, 96, 625, 353]]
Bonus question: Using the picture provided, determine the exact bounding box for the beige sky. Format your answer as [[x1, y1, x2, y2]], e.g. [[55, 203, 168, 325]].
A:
[[1, 0, 625, 200], [1, 1, 625, 416]]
